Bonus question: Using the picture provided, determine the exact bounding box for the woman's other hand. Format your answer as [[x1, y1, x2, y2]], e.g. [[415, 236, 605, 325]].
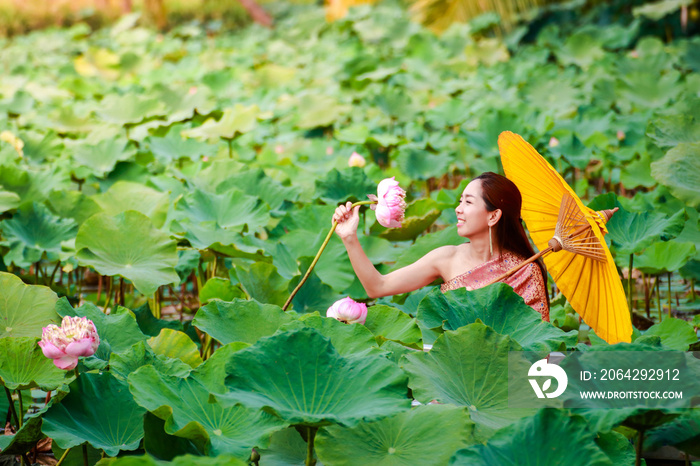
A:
[[333, 201, 360, 240]]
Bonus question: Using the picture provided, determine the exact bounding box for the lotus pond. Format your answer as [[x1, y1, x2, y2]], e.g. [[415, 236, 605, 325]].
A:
[[0, 1, 699, 465]]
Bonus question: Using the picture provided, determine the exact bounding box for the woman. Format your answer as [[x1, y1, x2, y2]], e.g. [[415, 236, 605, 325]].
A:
[[332, 172, 549, 321]]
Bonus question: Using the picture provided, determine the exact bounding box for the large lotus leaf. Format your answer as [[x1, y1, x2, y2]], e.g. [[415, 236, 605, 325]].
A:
[[192, 299, 292, 345], [46, 190, 102, 225], [378, 198, 442, 242], [644, 409, 700, 456], [391, 226, 463, 270], [147, 129, 216, 164], [199, 277, 246, 304], [364, 305, 422, 347], [110, 341, 192, 382], [215, 168, 300, 213], [189, 342, 250, 395], [0, 412, 44, 456], [236, 263, 290, 307], [75, 210, 180, 296], [42, 372, 146, 456], [316, 404, 475, 466], [633, 0, 695, 20], [417, 285, 576, 352], [294, 94, 347, 129], [173, 187, 270, 233], [143, 412, 202, 460], [277, 314, 381, 357], [256, 427, 312, 466], [0, 272, 58, 338], [0, 189, 20, 212], [450, 409, 611, 466], [92, 181, 169, 228], [646, 114, 700, 148], [97, 94, 165, 126], [221, 328, 411, 427], [314, 167, 377, 205], [296, 238, 356, 291], [181, 104, 259, 141], [635, 241, 696, 274], [56, 299, 146, 354], [0, 164, 55, 207], [642, 318, 698, 351], [0, 202, 78, 268], [588, 196, 686, 255], [287, 267, 339, 314], [401, 323, 537, 435], [147, 328, 203, 368], [96, 454, 247, 466], [651, 142, 700, 207], [71, 137, 136, 177], [617, 70, 682, 109], [0, 337, 75, 390], [128, 365, 286, 458], [595, 430, 637, 465], [395, 148, 452, 181]]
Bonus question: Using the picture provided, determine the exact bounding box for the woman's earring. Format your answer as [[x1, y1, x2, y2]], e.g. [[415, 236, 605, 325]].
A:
[[489, 225, 493, 258]]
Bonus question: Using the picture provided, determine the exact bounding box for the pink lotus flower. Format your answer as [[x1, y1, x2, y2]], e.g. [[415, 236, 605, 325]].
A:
[[368, 177, 407, 228], [348, 152, 366, 168], [326, 297, 367, 324], [548, 137, 559, 148], [38, 316, 100, 370]]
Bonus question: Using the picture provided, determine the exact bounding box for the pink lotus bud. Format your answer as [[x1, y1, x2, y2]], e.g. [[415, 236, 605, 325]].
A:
[[368, 177, 407, 228], [348, 152, 366, 168], [326, 297, 367, 324], [188, 86, 198, 95], [548, 137, 559, 148], [38, 316, 100, 370], [275, 145, 284, 154], [326, 146, 334, 155], [616, 130, 625, 141]]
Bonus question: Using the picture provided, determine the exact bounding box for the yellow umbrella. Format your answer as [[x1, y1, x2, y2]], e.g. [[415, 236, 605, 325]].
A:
[[494, 131, 632, 344]]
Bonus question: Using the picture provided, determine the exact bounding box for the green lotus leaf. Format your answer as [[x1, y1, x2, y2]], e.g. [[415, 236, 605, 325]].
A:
[[147, 129, 216, 165], [364, 305, 422, 347], [72, 137, 136, 177], [391, 226, 463, 270], [651, 142, 700, 207], [190, 342, 250, 395], [128, 365, 286, 457], [296, 239, 356, 291], [617, 70, 682, 109], [556, 32, 606, 69], [642, 318, 698, 351], [57, 299, 146, 354], [147, 328, 203, 368], [395, 148, 452, 181], [286, 265, 339, 314], [151, 84, 216, 125], [142, 412, 202, 460], [588, 195, 686, 255], [0, 410, 45, 455], [110, 341, 192, 382], [450, 409, 611, 466], [192, 298, 292, 345], [53, 443, 103, 466], [173, 187, 270, 234], [417, 285, 576, 352], [314, 167, 377, 204], [42, 372, 146, 456], [221, 328, 411, 427], [335, 125, 370, 144], [46, 190, 102, 225], [427, 99, 471, 128], [256, 427, 311, 466], [0, 272, 59, 338], [131, 302, 196, 340], [646, 114, 700, 148], [378, 198, 442, 241], [0, 337, 75, 390], [96, 454, 248, 466], [236, 262, 290, 307], [0, 189, 20, 212], [635, 241, 696, 274], [0, 202, 78, 268], [278, 314, 381, 357], [199, 277, 246, 304], [97, 94, 165, 126], [644, 409, 700, 456], [633, 0, 694, 20], [92, 181, 169, 228], [401, 323, 537, 436], [75, 210, 180, 296], [294, 94, 347, 129], [317, 404, 475, 466], [181, 104, 259, 141], [215, 168, 300, 212], [0, 164, 59, 207]]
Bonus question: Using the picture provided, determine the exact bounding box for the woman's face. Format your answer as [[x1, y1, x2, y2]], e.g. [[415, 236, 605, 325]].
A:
[[455, 179, 491, 238]]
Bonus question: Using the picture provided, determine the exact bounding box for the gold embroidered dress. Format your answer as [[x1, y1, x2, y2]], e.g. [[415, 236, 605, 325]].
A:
[[440, 250, 549, 321]]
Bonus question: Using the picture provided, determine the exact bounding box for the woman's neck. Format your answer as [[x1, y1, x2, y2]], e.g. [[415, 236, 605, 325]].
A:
[[468, 234, 501, 263]]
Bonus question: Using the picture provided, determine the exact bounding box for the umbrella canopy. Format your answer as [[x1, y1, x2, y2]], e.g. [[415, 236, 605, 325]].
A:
[[498, 131, 632, 344]]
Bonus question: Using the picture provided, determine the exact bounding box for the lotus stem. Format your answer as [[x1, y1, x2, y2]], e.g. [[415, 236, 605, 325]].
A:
[[655, 276, 661, 322], [692, 279, 695, 301], [628, 254, 634, 318], [104, 276, 113, 314], [635, 429, 644, 466], [16, 389, 22, 428], [55, 448, 73, 466], [667, 272, 672, 318], [83, 443, 88, 466], [283, 200, 375, 311], [305, 426, 318, 466], [3, 387, 18, 428]]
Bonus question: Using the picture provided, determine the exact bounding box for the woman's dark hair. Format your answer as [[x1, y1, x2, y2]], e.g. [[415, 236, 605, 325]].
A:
[[473, 172, 549, 304]]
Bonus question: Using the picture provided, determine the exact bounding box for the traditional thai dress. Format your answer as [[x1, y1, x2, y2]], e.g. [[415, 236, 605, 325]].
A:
[[440, 250, 549, 321]]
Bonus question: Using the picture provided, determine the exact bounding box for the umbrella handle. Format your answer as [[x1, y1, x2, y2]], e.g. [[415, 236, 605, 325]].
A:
[[482, 246, 553, 287]]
